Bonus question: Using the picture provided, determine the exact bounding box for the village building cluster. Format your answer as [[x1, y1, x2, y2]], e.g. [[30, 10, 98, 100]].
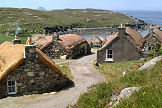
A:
[[0, 23, 161, 98], [97, 24, 162, 64]]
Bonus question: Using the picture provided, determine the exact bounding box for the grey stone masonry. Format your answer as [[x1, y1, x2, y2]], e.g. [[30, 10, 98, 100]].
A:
[[43, 33, 91, 59], [118, 27, 126, 37], [43, 43, 70, 59], [43, 33, 70, 59], [0, 45, 73, 98]]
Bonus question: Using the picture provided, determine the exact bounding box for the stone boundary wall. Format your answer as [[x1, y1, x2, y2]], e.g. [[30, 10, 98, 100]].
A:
[[61, 23, 148, 35], [66, 27, 117, 35]]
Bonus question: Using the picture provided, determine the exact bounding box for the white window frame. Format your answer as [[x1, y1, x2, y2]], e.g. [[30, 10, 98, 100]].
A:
[[105, 49, 113, 62], [7, 80, 17, 95]]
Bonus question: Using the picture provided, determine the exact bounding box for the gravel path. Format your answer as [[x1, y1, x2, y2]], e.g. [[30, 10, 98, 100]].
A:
[[0, 50, 105, 108]]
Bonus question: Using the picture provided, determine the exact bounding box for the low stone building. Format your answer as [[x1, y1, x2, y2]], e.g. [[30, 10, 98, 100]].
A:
[[0, 41, 72, 99], [32, 33, 91, 59], [144, 26, 162, 52], [87, 35, 102, 47], [97, 26, 144, 64]]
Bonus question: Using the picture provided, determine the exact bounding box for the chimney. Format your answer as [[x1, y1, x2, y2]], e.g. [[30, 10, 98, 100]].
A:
[[54, 32, 59, 40], [118, 24, 126, 37], [149, 24, 154, 34], [24, 37, 38, 59], [12, 34, 21, 44]]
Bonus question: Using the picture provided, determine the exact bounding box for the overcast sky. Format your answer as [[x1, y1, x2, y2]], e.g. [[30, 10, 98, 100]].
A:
[[0, 0, 162, 11]]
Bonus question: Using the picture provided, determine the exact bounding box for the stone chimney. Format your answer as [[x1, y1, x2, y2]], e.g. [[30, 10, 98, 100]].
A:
[[12, 34, 21, 44], [54, 32, 59, 41], [24, 37, 38, 59], [118, 24, 126, 37], [149, 24, 154, 34], [52, 32, 60, 46]]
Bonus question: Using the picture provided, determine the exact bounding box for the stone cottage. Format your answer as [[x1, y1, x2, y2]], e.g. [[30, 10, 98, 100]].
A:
[[0, 40, 72, 98], [32, 33, 91, 59], [87, 35, 102, 47], [97, 26, 144, 64], [144, 26, 162, 52]]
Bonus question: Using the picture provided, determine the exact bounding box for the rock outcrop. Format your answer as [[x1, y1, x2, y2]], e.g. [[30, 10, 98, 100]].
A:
[[138, 56, 162, 71]]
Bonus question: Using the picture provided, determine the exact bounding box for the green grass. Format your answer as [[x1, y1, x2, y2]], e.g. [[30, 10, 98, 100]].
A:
[[0, 33, 31, 44], [56, 63, 73, 80], [96, 60, 145, 81], [0, 8, 136, 34], [91, 46, 101, 50], [73, 60, 162, 108]]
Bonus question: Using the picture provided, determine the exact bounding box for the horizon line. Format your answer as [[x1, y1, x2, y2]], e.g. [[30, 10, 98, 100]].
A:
[[0, 7, 162, 12]]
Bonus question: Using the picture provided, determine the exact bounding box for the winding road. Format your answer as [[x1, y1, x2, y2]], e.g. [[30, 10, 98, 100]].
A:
[[0, 50, 105, 108]]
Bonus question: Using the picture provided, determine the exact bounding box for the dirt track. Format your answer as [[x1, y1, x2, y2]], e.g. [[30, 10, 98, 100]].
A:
[[0, 50, 105, 108]]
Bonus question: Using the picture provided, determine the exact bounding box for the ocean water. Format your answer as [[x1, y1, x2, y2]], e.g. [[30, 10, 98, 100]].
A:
[[82, 34, 109, 40], [82, 10, 162, 39], [119, 10, 162, 36], [119, 10, 162, 26]]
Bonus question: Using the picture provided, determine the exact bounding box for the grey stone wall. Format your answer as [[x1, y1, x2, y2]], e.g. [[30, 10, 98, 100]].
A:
[[44, 42, 91, 59], [62, 22, 147, 35], [97, 36, 142, 64], [43, 42, 70, 59], [43, 35, 91, 59], [0, 45, 72, 98], [71, 42, 91, 58], [144, 34, 161, 52], [66, 27, 117, 35], [0, 79, 7, 98]]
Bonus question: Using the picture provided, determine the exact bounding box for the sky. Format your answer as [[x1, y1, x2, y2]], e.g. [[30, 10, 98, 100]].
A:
[[0, 0, 162, 11]]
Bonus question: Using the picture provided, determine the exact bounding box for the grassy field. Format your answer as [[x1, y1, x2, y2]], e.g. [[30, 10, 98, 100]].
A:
[[73, 59, 162, 108], [0, 33, 30, 44], [56, 62, 73, 80], [0, 8, 136, 34], [96, 60, 145, 81]]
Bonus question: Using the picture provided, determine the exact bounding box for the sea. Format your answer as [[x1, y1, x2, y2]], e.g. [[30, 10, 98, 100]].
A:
[[82, 10, 162, 40]]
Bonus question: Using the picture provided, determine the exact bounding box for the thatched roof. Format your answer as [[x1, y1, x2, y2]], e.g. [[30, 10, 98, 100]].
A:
[[32, 34, 88, 53], [87, 35, 102, 45], [125, 27, 144, 51], [98, 36, 107, 43], [152, 29, 162, 43], [32, 34, 53, 50], [101, 27, 144, 51], [58, 34, 88, 52], [102, 33, 118, 49], [0, 42, 63, 83]]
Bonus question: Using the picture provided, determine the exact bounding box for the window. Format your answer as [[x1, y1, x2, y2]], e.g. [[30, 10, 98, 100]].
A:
[[7, 81, 17, 95], [105, 49, 113, 61]]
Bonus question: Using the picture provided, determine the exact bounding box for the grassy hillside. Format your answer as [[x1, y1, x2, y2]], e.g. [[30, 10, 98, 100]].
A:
[[0, 33, 28, 44], [73, 59, 162, 108], [0, 8, 136, 35]]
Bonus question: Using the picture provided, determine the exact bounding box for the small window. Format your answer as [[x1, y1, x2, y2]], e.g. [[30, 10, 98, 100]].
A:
[[7, 81, 17, 95], [105, 49, 113, 61]]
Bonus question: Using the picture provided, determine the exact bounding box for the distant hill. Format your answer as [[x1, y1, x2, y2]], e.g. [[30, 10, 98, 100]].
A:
[[0, 8, 138, 34], [37, 7, 46, 11]]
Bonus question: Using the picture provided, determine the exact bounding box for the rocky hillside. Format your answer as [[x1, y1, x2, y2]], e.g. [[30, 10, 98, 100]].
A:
[[0, 8, 138, 34]]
